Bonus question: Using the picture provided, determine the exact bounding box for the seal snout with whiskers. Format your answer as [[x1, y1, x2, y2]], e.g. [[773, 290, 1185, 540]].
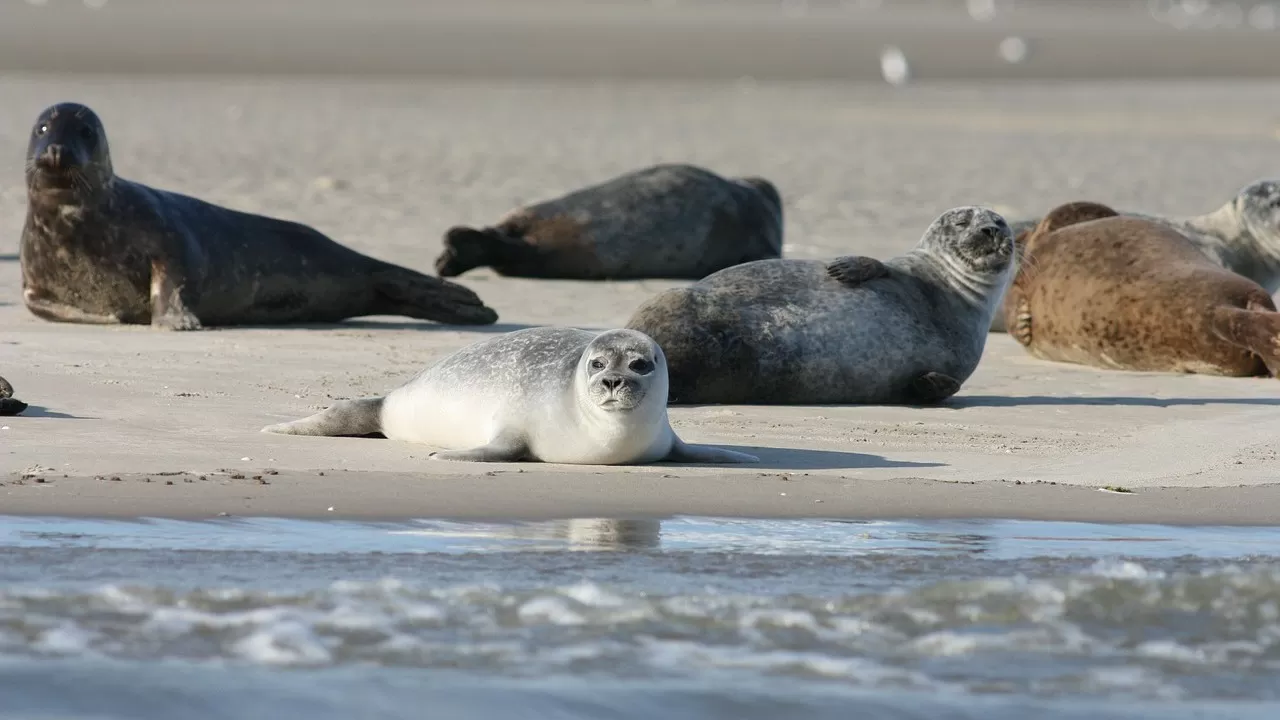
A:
[[25, 103, 110, 194], [584, 331, 660, 412]]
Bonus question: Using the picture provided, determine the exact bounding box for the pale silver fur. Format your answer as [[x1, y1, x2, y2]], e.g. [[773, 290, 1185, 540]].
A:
[[261, 327, 758, 465]]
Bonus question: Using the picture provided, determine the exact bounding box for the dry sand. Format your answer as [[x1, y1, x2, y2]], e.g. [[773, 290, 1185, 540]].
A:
[[2, 75, 1280, 523]]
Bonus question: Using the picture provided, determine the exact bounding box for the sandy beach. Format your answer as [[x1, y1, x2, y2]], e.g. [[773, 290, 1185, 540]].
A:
[[3, 73, 1280, 523]]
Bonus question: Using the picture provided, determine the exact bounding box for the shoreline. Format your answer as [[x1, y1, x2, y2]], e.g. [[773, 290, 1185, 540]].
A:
[[5, 470, 1280, 526]]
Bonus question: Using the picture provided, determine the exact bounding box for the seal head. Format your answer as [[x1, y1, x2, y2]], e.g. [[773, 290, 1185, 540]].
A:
[[26, 103, 113, 198], [1236, 180, 1280, 253], [581, 329, 664, 412], [915, 206, 1015, 311]]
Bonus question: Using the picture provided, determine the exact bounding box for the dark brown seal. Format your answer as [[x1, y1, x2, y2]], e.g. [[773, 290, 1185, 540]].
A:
[[0, 376, 27, 416], [435, 164, 783, 280], [1003, 201, 1280, 377], [20, 103, 497, 330]]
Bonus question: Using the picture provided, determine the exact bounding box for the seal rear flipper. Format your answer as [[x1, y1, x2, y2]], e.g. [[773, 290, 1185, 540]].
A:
[[664, 439, 759, 464], [371, 266, 499, 325], [826, 256, 889, 287], [261, 398, 385, 437], [1209, 304, 1280, 377], [429, 432, 529, 463], [905, 372, 962, 405], [0, 398, 27, 416], [435, 226, 531, 277]]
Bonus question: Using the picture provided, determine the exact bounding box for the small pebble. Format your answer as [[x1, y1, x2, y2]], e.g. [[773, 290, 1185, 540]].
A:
[[327, 507, 335, 512]]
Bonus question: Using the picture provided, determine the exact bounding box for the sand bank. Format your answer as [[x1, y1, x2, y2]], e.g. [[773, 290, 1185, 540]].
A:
[[3, 76, 1280, 522]]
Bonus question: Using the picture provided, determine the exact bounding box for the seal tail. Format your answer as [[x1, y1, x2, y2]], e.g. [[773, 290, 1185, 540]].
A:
[[261, 398, 385, 437], [1210, 302, 1280, 377], [371, 265, 498, 325], [435, 226, 530, 277]]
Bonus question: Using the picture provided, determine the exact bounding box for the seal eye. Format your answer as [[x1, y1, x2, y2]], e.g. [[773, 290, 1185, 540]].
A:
[[589, 359, 606, 372], [628, 359, 653, 375], [79, 125, 96, 141], [35, 124, 48, 137]]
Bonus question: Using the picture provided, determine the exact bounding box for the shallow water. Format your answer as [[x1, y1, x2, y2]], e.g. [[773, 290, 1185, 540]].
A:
[[1, 516, 1279, 719]]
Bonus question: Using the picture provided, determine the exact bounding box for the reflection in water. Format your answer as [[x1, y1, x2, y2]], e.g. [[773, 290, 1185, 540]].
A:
[[393, 518, 663, 551]]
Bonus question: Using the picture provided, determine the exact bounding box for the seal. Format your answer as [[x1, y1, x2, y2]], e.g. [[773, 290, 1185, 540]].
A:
[[994, 179, 1280, 331], [1001, 201, 1280, 377], [260, 326, 759, 465], [20, 103, 498, 330], [624, 206, 1015, 405], [0, 376, 27, 417], [435, 163, 783, 280]]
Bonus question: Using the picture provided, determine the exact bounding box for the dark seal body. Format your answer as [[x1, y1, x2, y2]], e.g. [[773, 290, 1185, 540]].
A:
[[0, 376, 27, 416], [20, 103, 497, 330], [1003, 202, 1280, 377], [435, 164, 783, 280], [626, 207, 1015, 405]]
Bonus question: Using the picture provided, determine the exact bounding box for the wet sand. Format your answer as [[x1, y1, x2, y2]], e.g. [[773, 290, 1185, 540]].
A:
[[3, 75, 1280, 523]]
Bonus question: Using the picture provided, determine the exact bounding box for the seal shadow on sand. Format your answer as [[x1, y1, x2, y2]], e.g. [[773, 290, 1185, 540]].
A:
[[265, 433, 937, 471], [241, 321, 539, 333], [949, 394, 1280, 408], [10, 406, 88, 419], [0, 254, 17, 262], [663, 445, 945, 471]]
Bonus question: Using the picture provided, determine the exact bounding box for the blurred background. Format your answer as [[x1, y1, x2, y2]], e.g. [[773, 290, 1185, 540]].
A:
[[3, 0, 1280, 82]]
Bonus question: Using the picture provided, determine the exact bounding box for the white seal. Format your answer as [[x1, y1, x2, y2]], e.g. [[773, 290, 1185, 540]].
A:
[[261, 327, 758, 465]]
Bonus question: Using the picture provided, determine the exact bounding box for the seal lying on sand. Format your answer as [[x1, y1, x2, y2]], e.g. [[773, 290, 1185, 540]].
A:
[[625, 207, 1015, 405], [262, 327, 759, 465], [1003, 201, 1280, 377], [0, 376, 27, 416], [20, 103, 497, 330], [435, 164, 783, 280], [996, 180, 1280, 331]]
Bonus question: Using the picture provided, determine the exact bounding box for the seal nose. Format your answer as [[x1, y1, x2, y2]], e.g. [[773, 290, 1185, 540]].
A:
[[601, 375, 625, 393], [38, 144, 64, 170]]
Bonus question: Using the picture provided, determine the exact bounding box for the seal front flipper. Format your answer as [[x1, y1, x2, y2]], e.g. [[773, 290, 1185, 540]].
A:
[[905, 371, 962, 405], [372, 265, 499, 326], [1209, 303, 1280, 377], [149, 258, 203, 331], [261, 398, 385, 437], [826, 256, 889, 288], [435, 226, 534, 278], [429, 432, 529, 463], [664, 438, 759, 465]]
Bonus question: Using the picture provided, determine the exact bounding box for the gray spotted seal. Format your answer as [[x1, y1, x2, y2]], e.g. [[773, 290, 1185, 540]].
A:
[[20, 103, 497, 330], [625, 206, 1015, 405], [996, 179, 1280, 332], [0, 376, 27, 416], [261, 326, 759, 465], [435, 163, 783, 280], [1003, 201, 1280, 377]]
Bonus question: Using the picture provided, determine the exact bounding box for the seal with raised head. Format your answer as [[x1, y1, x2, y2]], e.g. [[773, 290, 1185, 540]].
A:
[[1002, 201, 1280, 377], [261, 326, 759, 465], [435, 163, 783, 280], [994, 179, 1280, 332], [625, 206, 1015, 405], [0, 376, 27, 417], [20, 103, 497, 330]]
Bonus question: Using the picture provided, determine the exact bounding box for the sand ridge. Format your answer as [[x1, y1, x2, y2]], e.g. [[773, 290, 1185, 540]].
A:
[[3, 76, 1280, 521]]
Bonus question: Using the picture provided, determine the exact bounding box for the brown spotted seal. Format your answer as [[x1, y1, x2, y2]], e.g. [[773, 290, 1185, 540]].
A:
[[0, 376, 27, 416], [1002, 201, 1280, 377], [625, 207, 1014, 405], [20, 103, 498, 330], [996, 179, 1280, 332], [435, 164, 783, 280]]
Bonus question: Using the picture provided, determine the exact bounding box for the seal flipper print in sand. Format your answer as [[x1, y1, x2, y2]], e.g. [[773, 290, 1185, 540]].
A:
[[262, 327, 758, 466], [435, 164, 783, 280], [626, 207, 1015, 405], [20, 102, 497, 330]]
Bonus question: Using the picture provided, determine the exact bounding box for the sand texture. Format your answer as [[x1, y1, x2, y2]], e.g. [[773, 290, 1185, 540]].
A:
[[3, 76, 1280, 522]]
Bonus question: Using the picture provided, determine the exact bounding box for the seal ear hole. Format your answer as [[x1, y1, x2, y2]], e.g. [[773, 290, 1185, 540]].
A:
[[628, 359, 653, 375]]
